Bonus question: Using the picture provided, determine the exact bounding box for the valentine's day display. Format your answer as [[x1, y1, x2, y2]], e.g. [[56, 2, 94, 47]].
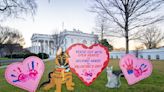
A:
[[5, 56, 45, 92], [40, 48, 74, 92], [120, 54, 152, 85], [66, 44, 109, 86]]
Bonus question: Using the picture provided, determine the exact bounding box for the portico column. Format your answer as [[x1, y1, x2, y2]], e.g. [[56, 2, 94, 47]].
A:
[[44, 40, 46, 53], [32, 41, 34, 53], [34, 42, 36, 53], [35, 41, 36, 53], [36, 40, 39, 54], [41, 40, 43, 53], [48, 40, 50, 55], [38, 41, 40, 53]]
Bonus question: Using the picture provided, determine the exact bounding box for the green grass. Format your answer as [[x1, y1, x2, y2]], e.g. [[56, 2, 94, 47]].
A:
[[0, 57, 10, 60], [0, 59, 164, 92]]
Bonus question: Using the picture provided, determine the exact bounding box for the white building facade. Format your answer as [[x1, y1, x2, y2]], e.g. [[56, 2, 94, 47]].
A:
[[58, 30, 98, 51], [29, 29, 98, 56], [30, 34, 55, 55], [110, 48, 164, 60]]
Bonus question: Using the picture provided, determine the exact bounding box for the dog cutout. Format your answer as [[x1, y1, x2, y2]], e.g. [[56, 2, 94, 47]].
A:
[[40, 48, 74, 92]]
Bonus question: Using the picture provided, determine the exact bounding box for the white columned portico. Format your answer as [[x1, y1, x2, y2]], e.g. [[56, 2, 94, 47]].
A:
[[30, 30, 98, 58]]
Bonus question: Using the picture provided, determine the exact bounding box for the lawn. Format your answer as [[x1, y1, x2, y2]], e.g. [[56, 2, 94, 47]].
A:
[[0, 58, 11, 60], [0, 59, 164, 92]]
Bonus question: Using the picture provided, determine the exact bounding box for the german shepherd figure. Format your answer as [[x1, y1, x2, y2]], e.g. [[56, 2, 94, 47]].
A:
[[40, 48, 74, 92]]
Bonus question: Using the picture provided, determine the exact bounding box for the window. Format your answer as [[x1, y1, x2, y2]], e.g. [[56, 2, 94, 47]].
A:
[[140, 55, 143, 58], [71, 38, 74, 43], [148, 55, 151, 60], [77, 38, 79, 42], [65, 39, 67, 44], [116, 56, 118, 59], [82, 40, 87, 44], [156, 55, 160, 60], [90, 41, 92, 45]]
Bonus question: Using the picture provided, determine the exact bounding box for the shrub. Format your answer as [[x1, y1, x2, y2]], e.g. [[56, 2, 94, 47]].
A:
[[23, 53, 38, 59], [5, 54, 24, 58], [4, 53, 49, 59], [38, 53, 49, 59]]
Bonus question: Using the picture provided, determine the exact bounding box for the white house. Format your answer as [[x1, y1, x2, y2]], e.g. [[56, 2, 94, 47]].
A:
[[29, 29, 98, 57], [110, 47, 164, 60]]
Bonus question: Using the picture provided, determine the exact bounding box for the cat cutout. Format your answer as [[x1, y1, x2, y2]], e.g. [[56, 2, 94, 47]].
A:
[[106, 66, 123, 88]]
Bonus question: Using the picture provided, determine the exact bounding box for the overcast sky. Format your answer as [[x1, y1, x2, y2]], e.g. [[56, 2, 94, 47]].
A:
[[1, 0, 95, 47], [1, 0, 164, 49]]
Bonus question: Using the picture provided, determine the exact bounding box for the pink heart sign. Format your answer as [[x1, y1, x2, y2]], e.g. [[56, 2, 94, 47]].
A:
[[5, 56, 45, 92], [66, 44, 109, 86], [119, 54, 152, 85]]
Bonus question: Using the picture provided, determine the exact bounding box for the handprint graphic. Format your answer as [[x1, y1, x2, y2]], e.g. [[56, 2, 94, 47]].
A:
[[122, 59, 134, 74], [11, 67, 28, 83], [134, 64, 148, 77], [123, 59, 148, 77], [28, 61, 38, 80], [11, 61, 38, 83]]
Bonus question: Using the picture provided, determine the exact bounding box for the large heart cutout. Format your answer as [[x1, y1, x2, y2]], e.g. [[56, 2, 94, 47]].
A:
[[119, 54, 152, 85], [66, 44, 109, 86], [5, 56, 45, 92]]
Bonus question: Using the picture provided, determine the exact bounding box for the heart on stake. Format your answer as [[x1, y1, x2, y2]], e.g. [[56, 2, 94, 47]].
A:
[[119, 54, 152, 85], [5, 56, 45, 92], [66, 44, 109, 86]]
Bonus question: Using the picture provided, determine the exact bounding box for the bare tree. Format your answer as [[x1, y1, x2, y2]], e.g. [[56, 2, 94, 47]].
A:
[[0, 26, 25, 58], [4, 44, 23, 58], [138, 26, 164, 49], [94, 16, 110, 40], [0, 26, 25, 46], [52, 32, 65, 50], [91, 0, 164, 53], [0, 27, 8, 45], [0, 0, 37, 21]]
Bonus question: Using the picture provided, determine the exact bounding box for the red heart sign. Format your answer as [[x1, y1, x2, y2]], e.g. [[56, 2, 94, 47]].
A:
[[66, 44, 109, 86]]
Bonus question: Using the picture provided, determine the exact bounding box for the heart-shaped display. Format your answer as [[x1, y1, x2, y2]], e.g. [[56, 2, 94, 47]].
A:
[[66, 44, 109, 86], [5, 56, 45, 92], [119, 54, 152, 85]]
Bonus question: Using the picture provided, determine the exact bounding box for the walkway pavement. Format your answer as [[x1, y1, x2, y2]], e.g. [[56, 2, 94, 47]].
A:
[[0, 59, 23, 69], [0, 59, 23, 63]]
